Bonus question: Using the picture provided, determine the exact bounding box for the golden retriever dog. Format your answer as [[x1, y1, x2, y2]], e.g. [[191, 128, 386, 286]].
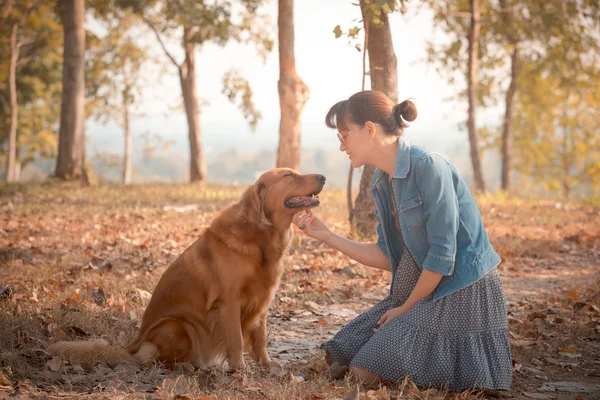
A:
[[50, 168, 325, 370]]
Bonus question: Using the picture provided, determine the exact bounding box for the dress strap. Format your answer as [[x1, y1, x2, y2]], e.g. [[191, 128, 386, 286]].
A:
[[388, 179, 402, 234]]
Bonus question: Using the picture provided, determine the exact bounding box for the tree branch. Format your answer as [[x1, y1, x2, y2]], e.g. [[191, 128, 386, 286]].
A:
[[142, 15, 180, 68], [16, 55, 33, 67], [184, 25, 200, 41], [432, 8, 471, 19], [17, 37, 35, 48]]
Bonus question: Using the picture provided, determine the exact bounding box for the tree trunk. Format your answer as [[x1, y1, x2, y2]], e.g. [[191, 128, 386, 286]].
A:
[[123, 93, 132, 185], [352, 10, 398, 238], [6, 22, 19, 182], [499, 0, 518, 193], [276, 0, 309, 171], [55, 0, 86, 181], [561, 115, 571, 201], [179, 26, 205, 183], [501, 47, 518, 192], [466, 0, 486, 192]]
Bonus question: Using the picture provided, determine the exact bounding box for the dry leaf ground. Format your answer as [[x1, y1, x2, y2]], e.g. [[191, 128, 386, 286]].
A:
[[0, 182, 599, 400]]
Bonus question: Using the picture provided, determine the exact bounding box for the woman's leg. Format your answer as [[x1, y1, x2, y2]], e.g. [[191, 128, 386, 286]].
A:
[[349, 366, 387, 386]]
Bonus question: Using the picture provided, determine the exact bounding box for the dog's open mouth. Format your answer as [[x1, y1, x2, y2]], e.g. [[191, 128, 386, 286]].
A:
[[285, 190, 322, 209]]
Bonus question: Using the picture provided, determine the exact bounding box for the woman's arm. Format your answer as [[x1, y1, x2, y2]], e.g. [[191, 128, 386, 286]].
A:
[[324, 233, 391, 271], [376, 269, 443, 329], [293, 210, 390, 271]]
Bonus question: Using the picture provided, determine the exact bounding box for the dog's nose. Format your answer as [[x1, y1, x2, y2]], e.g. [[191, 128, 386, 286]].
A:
[[316, 174, 326, 183]]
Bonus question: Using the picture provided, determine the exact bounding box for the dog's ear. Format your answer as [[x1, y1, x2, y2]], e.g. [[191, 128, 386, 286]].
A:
[[240, 182, 272, 228]]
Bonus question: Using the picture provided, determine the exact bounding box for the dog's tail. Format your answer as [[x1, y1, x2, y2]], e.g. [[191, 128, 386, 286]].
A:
[[49, 341, 140, 364]]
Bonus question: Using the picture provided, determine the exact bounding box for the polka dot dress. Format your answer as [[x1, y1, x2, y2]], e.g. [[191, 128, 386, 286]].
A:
[[321, 233, 513, 391]]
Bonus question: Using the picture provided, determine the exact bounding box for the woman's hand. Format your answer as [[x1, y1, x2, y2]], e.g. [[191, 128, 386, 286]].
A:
[[292, 209, 331, 242], [374, 305, 409, 332]]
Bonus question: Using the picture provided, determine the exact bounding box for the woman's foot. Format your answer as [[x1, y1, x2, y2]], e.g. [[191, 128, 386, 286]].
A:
[[325, 361, 349, 379]]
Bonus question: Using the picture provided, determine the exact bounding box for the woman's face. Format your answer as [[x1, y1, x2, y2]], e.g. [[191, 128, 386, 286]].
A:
[[338, 122, 368, 168]]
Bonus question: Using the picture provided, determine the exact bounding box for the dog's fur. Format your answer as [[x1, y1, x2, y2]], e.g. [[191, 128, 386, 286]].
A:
[[50, 168, 325, 369]]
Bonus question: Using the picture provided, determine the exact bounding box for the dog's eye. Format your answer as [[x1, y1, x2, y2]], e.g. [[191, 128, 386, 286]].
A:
[[284, 173, 294, 177]]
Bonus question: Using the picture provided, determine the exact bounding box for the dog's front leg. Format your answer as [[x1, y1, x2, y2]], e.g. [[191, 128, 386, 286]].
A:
[[249, 312, 271, 366], [219, 299, 246, 370]]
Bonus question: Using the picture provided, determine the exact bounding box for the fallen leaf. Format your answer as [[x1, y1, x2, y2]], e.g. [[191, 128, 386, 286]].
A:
[[343, 384, 360, 400], [65, 326, 87, 337], [323, 385, 347, 394], [136, 288, 152, 303], [366, 389, 391, 399], [42, 369, 64, 381], [47, 356, 63, 372], [538, 381, 600, 393], [29, 291, 39, 303], [559, 347, 577, 354], [558, 352, 582, 359], [47, 323, 65, 337], [269, 364, 286, 378], [522, 392, 556, 399], [511, 339, 538, 348], [573, 301, 600, 314], [305, 301, 321, 312], [0, 372, 11, 386]]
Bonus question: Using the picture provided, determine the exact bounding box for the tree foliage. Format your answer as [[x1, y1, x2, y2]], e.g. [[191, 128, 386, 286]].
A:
[[0, 1, 62, 170], [425, 0, 600, 197]]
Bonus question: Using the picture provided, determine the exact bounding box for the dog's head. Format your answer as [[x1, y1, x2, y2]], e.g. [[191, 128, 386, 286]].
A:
[[240, 168, 326, 229]]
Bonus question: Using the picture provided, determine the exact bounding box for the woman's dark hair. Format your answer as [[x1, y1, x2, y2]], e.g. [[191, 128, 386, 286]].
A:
[[325, 90, 417, 136]]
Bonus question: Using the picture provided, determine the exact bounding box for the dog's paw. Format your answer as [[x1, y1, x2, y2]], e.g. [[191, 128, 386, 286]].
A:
[[256, 355, 275, 367], [227, 356, 247, 371]]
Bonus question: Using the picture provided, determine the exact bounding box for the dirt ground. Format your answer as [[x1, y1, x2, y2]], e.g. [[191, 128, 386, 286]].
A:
[[0, 182, 599, 400]]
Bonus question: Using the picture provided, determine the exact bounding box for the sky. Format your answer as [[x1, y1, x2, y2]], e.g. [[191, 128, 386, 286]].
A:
[[87, 0, 504, 174]]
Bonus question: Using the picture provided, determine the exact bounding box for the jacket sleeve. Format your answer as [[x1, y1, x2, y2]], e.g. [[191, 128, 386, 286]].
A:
[[415, 154, 459, 276]]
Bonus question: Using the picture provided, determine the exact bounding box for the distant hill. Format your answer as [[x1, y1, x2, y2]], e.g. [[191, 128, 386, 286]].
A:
[[19, 147, 364, 189]]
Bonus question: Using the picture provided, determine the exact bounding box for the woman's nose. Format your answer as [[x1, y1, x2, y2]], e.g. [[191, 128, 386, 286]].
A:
[[339, 142, 346, 152]]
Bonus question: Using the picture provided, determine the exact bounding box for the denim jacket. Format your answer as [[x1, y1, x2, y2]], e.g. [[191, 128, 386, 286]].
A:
[[371, 138, 501, 301]]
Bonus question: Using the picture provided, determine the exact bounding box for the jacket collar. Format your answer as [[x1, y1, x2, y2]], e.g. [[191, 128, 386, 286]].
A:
[[393, 137, 411, 179]]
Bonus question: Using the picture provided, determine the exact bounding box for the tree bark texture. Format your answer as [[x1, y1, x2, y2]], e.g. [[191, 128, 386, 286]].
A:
[[123, 93, 132, 185], [467, 0, 486, 192], [276, 0, 309, 171], [499, 0, 519, 193], [353, 10, 398, 238], [179, 26, 206, 183], [501, 47, 518, 192], [55, 0, 86, 181], [6, 22, 19, 182]]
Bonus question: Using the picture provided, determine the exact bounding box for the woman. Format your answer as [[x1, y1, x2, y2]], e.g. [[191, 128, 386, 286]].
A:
[[293, 90, 512, 391]]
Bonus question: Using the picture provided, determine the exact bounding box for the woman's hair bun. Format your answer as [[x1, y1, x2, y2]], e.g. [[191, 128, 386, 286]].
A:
[[393, 99, 418, 128]]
